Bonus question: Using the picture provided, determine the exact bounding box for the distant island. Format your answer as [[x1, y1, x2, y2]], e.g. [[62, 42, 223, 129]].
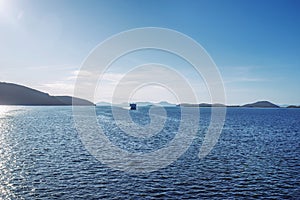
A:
[[287, 105, 300, 108], [1, 82, 299, 108], [97, 101, 176, 107], [0, 82, 94, 106], [179, 101, 298, 108], [179, 103, 226, 107], [241, 101, 280, 108], [96, 100, 299, 108], [178, 101, 281, 108]]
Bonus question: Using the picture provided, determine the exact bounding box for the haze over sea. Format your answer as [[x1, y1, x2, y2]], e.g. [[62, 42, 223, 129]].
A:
[[1, 0, 300, 199], [0, 106, 299, 199]]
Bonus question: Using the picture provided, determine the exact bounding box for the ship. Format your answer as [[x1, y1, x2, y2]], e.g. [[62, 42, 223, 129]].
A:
[[129, 103, 137, 110]]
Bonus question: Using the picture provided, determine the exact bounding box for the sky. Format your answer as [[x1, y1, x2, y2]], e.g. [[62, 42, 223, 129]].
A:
[[0, 0, 299, 105]]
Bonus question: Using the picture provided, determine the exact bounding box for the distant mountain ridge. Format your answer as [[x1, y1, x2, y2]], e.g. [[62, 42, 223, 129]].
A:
[[287, 105, 300, 108], [96, 100, 299, 108], [0, 82, 94, 106], [177, 101, 281, 108], [241, 101, 280, 108], [157, 101, 176, 107], [179, 103, 226, 107], [96, 102, 112, 106], [96, 101, 177, 107]]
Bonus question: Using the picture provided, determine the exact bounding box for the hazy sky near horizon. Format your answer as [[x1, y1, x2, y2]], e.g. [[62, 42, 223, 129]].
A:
[[0, 0, 299, 104]]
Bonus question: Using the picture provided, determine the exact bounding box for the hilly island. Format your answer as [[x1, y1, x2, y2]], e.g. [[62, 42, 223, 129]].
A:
[[177, 101, 280, 108], [0, 82, 94, 106]]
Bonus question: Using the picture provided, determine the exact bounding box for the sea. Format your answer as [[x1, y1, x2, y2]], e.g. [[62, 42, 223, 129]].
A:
[[0, 106, 299, 199]]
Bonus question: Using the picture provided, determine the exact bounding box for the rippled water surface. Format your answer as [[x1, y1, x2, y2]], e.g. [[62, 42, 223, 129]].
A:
[[0, 106, 299, 199]]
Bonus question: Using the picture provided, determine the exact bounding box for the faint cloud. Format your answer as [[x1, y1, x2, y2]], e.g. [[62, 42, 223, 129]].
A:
[[93, 65, 210, 103], [17, 10, 24, 21], [221, 65, 268, 84], [224, 77, 268, 84], [102, 73, 124, 82], [27, 64, 77, 70]]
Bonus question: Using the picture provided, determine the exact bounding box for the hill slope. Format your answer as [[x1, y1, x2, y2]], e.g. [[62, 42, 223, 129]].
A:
[[0, 82, 94, 106], [242, 101, 279, 108]]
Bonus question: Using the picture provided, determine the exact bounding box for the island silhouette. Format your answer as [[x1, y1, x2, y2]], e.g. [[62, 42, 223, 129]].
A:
[[0, 82, 298, 108], [0, 82, 94, 106]]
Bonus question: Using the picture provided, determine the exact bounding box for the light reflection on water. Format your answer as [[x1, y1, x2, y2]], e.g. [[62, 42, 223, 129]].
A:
[[0, 106, 17, 198], [0, 106, 299, 199]]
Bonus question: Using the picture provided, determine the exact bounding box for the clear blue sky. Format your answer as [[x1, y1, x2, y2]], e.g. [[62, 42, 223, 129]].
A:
[[0, 0, 299, 104]]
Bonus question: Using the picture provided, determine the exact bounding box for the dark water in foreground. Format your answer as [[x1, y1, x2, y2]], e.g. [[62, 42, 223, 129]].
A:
[[0, 106, 299, 199]]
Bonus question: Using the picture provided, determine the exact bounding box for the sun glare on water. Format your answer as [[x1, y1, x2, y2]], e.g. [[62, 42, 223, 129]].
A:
[[0, 106, 19, 120], [0, 106, 9, 129], [0, 105, 16, 197], [0, 106, 9, 116]]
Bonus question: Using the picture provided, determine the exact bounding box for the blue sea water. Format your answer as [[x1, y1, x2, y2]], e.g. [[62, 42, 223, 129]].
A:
[[0, 106, 299, 199]]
